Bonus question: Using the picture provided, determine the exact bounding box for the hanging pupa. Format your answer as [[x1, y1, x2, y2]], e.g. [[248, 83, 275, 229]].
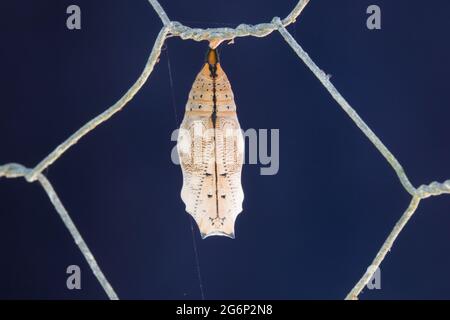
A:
[[177, 48, 245, 239]]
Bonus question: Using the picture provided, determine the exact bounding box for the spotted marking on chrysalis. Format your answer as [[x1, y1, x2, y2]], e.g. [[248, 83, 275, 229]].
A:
[[177, 48, 245, 239]]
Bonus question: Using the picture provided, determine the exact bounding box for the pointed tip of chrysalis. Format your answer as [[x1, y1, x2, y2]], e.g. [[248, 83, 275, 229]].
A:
[[206, 48, 219, 66]]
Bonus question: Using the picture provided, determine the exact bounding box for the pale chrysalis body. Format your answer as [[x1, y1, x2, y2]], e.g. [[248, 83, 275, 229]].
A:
[[177, 49, 244, 239]]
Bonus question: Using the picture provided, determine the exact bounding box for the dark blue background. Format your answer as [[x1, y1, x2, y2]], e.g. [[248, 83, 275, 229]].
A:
[[1, 0, 449, 299]]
